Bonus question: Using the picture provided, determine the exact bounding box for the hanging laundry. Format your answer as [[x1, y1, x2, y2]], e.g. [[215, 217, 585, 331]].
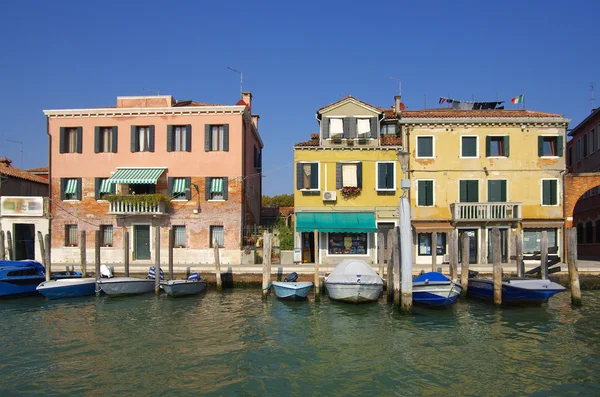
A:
[[439, 97, 447, 104]]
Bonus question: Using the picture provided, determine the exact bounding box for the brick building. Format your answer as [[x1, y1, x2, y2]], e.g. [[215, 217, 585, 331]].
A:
[[43, 93, 262, 269]]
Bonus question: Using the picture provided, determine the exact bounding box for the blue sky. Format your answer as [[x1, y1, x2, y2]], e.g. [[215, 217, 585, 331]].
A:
[[1, 0, 598, 195]]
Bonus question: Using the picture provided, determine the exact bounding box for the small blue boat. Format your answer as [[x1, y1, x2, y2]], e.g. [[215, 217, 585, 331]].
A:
[[467, 277, 566, 305], [36, 278, 97, 299], [413, 272, 462, 308], [271, 272, 313, 300], [0, 260, 46, 297]]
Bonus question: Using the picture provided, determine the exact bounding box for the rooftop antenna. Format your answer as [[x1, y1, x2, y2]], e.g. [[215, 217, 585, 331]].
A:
[[227, 67, 243, 98], [591, 82, 595, 110], [389, 77, 402, 96], [6, 139, 23, 168]]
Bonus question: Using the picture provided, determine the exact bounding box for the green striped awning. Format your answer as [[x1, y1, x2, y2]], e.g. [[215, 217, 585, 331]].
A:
[[173, 178, 186, 194], [210, 178, 223, 193], [65, 179, 77, 194], [107, 168, 166, 184], [296, 212, 377, 233], [99, 179, 112, 194]]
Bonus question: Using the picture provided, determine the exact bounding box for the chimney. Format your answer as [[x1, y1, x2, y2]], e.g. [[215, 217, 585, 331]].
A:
[[395, 95, 402, 115], [242, 92, 252, 112], [252, 114, 260, 130], [0, 157, 13, 167], [310, 133, 319, 143]]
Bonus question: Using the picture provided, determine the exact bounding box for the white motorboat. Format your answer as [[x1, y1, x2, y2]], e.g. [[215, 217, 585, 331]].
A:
[[36, 278, 97, 299], [325, 259, 383, 303], [96, 265, 157, 296], [160, 272, 207, 297]]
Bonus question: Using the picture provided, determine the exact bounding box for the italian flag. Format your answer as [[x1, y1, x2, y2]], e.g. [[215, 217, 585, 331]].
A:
[[511, 94, 524, 104]]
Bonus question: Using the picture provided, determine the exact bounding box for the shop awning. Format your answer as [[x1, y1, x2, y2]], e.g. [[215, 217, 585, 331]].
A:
[[412, 221, 454, 232], [296, 212, 377, 233], [107, 168, 166, 185], [172, 178, 186, 194]]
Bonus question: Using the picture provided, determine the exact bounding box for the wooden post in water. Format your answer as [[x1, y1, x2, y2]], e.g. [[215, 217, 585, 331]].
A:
[[540, 231, 548, 280], [313, 230, 320, 299], [80, 231, 86, 278], [37, 231, 46, 269], [392, 226, 401, 306], [6, 231, 13, 261], [515, 230, 524, 278], [214, 239, 222, 291], [377, 232, 385, 279], [0, 230, 5, 260], [44, 233, 51, 281], [451, 230, 459, 281], [387, 229, 394, 303], [168, 228, 174, 281], [492, 228, 502, 306], [154, 226, 161, 294], [262, 232, 271, 297], [123, 231, 130, 277], [431, 232, 437, 272], [567, 228, 582, 306], [95, 230, 101, 296], [460, 233, 470, 295]]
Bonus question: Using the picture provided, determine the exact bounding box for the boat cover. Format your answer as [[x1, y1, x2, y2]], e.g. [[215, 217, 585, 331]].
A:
[[326, 259, 383, 285], [414, 272, 449, 283], [188, 272, 201, 281], [147, 266, 164, 280], [0, 260, 45, 274]]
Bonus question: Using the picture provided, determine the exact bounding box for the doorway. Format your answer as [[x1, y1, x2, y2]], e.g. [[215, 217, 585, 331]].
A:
[[13, 224, 35, 260], [458, 228, 478, 264], [301, 232, 315, 263], [134, 225, 151, 260], [487, 228, 509, 263], [377, 222, 395, 265]]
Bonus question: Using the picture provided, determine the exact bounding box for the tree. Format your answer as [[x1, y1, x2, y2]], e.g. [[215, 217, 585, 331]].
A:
[[262, 194, 294, 208]]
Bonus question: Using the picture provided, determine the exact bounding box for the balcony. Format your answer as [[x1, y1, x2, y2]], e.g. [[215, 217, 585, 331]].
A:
[[107, 194, 169, 216], [450, 202, 522, 223]]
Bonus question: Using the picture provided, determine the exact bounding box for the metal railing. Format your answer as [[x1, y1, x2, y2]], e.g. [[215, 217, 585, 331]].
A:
[[450, 202, 522, 222], [108, 201, 167, 215]]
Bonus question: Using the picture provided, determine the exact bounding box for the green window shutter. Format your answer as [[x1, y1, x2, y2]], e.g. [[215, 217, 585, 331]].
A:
[[223, 124, 229, 151], [111, 127, 118, 153], [550, 180, 557, 204], [322, 117, 329, 139], [418, 181, 426, 206], [59, 127, 66, 153], [94, 127, 101, 153], [538, 136, 544, 156], [485, 136, 491, 157], [343, 117, 352, 139], [503, 136, 509, 157], [501, 180, 507, 201], [488, 180, 506, 202], [76, 127, 83, 153], [460, 181, 467, 202], [204, 125, 211, 151], [185, 177, 192, 200], [467, 180, 478, 202], [60, 178, 66, 200], [557, 136, 564, 157], [186, 124, 192, 152], [378, 163, 385, 189], [205, 177, 211, 200], [168, 177, 174, 197], [336, 163, 342, 189], [131, 126, 137, 152], [387, 163, 394, 189], [167, 125, 174, 152], [148, 125, 155, 152], [310, 163, 318, 189], [76, 178, 82, 200], [543, 180, 551, 205], [357, 162, 362, 189], [418, 137, 433, 157], [425, 181, 433, 206], [297, 164, 303, 190], [95, 178, 101, 200], [370, 117, 377, 138], [223, 177, 228, 200], [462, 137, 477, 157]]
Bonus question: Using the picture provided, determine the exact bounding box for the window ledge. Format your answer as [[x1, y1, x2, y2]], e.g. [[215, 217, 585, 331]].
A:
[[63, 200, 80, 203], [171, 199, 189, 202], [415, 156, 435, 159], [376, 189, 396, 192], [540, 156, 560, 159], [208, 199, 226, 202], [460, 156, 479, 159], [486, 156, 508, 159]]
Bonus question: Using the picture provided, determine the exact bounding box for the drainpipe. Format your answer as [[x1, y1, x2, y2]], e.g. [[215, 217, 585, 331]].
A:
[[561, 168, 568, 263], [45, 115, 52, 273]]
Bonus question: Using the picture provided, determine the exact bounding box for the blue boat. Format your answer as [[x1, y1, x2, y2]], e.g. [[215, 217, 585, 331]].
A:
[[467, 277, 566, 305], [36, 278, 97, 299], [413, 272, 462, 308], [271, 272, 313, 300], [0, 260, 46, 297]]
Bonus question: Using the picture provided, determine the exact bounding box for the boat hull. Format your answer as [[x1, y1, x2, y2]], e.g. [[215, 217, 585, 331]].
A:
[[36, 278, 97, 299], [467, 278, 566, 305], [160, 280, 207, 297], [413, 281, 462, 308], [271, 281, 313, 300], [325, 282, 382, 303], [0, 277, 46, 297], [98, 278, 156, 296]]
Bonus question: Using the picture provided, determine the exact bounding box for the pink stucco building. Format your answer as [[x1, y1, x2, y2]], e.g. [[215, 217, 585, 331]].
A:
[[43, 93, 262, 268]]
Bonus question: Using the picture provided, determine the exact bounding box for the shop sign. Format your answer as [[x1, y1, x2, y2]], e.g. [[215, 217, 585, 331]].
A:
[[0, 196, 44, 217]]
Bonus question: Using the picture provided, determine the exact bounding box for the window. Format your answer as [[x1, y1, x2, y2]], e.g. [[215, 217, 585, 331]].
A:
[[296, 163, 319, 190], [577, 224, 584, 243], [523, 229, 558, 254], [596, 222, 600, 243], [95, 127, 117, 153], [167, 125, 191, 152], [129, 184, 155, 195], [100, 225, 113, 247], [584, 134, 589, 157], [486, 136, 509, 157], [591, 129, 595, 153], [95, 177, 115, 200], [254, 145, 262, 170], [342, 163, 358, 187], [131, 126, 155, 152], [380, 123, 396, 135], [328, 233, 368, 255], [169, 177, 190, 200], [568, 146, 573, 167], [487, 180, 507, 202], [376, 162, 395, 191], [356, 118, 373, 138], [542, 179, 558, 206], [538, 136, 563, 157], [576, 140, 581, 161], [205, 125, 229, 151], [459, 180, 479, 202], [59, 127, 82, 154], [206, 177, 228, 200], [329, 118, 344, 139], [210, 226, 224, 247], [461, 136, 478, 158], [417, 180, 434, 206], [417, 136, 434, 158], [65, 224, 78, 246], [418, 233, 446, 256], [586, 221, 593, 243], [173, 225, 186, 248], [61, 178, 81, 201]]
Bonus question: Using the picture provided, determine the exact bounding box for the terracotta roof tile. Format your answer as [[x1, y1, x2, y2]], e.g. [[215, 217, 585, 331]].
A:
[[294, 139, 319, 147], [389, 108, 563, 119], [279, 206, 294, 217], [0, 161, 49, 184], [25, 167, 48, 173], [261, 207, 280, 218]]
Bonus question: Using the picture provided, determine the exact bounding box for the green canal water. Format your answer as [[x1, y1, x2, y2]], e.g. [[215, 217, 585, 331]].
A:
[[1, 290, 599, 397]]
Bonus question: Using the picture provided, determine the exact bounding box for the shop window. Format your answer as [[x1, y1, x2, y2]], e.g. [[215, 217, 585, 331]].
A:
[[523, 229, 558, 254], [328, 233, 368, 255], [418, 233, 447, 256]]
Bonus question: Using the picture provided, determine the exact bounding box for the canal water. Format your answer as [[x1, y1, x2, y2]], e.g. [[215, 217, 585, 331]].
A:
[[1, 290, 599, 396]]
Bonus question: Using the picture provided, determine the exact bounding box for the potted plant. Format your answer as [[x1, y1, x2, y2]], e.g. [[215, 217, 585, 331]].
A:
[[341, 186, 361, 199]]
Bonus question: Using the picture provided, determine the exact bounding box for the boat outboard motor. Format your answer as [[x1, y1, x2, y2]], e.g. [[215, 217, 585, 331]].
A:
[[284, 272, 298, 282], [100, 264, 113, 278]]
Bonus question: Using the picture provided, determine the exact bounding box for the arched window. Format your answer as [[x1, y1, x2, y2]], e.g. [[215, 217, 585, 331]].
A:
[[577, 223, 584, 243], [586, 222, 594, 243]]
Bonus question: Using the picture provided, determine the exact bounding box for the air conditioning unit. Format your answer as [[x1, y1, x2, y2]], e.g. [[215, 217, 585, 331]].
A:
[[322, 191, 337, 201]]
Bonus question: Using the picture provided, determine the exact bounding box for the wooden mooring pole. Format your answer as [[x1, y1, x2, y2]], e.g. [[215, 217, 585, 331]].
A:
[[387, 229, 394, 303], [492, 228, 502, 306], [0, 230, 5, 260], [80, 231, 86, 278], [314, 229, 320, 300], [392, 226, 401, 306], [44, 233, 51, 281], [431, 231, 438, 273], [124, 231, 130, 277], [37, 231, 46, 269], [6, 231, 14, 261], [515, 230, 524, 278], [540, 231, 548, 280], [168, 228, 174, 281], [567, 228, 582, 306], [377, 232, 385, 279], [95, 230, 101, 296], [214, 239, 222, 291], [451, 229, 459, 281], [460, 233, 470, 295], [154, 226, 160, 294], [262, 232, 271, 297]]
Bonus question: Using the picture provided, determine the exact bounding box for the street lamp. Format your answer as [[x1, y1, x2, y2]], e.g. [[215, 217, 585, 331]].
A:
[[396, 150, 413, 312]]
